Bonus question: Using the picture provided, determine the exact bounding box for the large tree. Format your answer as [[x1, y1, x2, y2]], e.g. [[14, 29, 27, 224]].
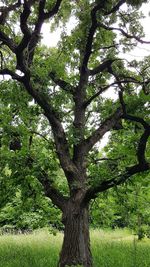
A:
[[0, 0, 150, 266]]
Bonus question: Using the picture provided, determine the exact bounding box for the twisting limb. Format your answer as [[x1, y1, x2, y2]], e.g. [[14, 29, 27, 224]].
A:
[[17, 1, 32, 52]]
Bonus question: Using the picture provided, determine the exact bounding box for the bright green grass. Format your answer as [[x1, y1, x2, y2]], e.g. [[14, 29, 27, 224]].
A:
[[0, 229, 150, 267]]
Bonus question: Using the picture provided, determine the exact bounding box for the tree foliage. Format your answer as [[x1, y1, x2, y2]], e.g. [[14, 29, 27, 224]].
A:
[[0, 0, 150, 266]]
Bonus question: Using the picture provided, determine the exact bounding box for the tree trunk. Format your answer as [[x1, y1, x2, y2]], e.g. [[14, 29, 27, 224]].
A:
[[58, 201, 93, 267]]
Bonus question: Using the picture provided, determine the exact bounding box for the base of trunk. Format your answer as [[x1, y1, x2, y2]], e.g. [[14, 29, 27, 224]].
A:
[[58, 203, 92, 267]]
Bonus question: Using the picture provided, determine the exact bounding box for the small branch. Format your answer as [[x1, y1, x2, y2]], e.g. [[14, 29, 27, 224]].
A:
[[0, 31, 16, 52], [84, 85, 109, 108], [104, 0, 126, 15], [78, 108, 123, 159], [119, 87, 150, 167], [84, 75, 146, 108], [98, 23, 150, 44], [92, 156, 124, 164], [0, 0, 21, 25], [49, 71, 75, 94], [119, 90, 150, 130], [80, 3, 104, 73], [30, 130, 51, 144], [44, 0, 63, 20]]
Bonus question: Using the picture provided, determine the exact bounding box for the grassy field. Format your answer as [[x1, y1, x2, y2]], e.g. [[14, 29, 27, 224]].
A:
[[0, 228, 150, 267]]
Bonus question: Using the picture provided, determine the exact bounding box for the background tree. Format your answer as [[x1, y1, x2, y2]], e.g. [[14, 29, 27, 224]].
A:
[[0, 1, 150, 266]]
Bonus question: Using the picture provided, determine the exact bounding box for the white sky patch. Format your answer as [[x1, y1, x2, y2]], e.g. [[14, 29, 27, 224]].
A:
[[41, 16, 77, 47], [41, 23, 61, 47]]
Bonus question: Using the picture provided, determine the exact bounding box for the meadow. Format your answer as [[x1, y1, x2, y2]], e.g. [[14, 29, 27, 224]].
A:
[[0, 228, 150, 267]]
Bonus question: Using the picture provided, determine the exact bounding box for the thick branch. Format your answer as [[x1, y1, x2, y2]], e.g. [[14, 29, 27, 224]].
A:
[[89, 59, 116, 76], [37, 169, 68, 210], [137, 129, 150, 165], [20, 1, 32, 36], [123, 114, 150, 130], [21, 75, 79, 186], [84, 120, 150, 202], [72, 4, 105, 161], [0, 68, 22, 81], [84, 162, 149, 202], [41, 176, 68, 211]]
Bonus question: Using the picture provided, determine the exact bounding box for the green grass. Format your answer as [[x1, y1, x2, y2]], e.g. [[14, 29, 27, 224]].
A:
[[0, 228, 150, 267], [91, 229, 150, 267]]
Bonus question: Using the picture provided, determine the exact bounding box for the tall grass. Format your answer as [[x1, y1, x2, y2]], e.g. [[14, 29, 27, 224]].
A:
[[91, 229, 150, 267], [0, 228, 149, 267]]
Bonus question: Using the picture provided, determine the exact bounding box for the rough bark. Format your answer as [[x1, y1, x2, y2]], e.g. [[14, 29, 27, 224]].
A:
[[58, 201, 92, 267]]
